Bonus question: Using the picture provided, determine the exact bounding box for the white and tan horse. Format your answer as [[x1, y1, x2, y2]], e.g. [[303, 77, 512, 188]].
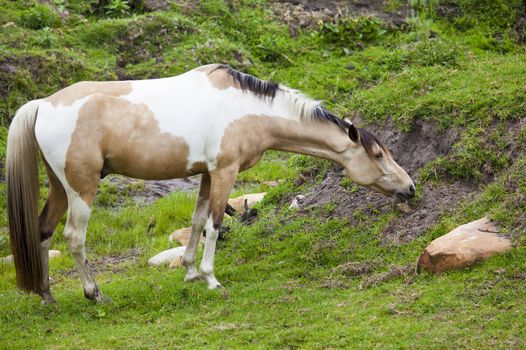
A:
[[6, 64, 415, 303]]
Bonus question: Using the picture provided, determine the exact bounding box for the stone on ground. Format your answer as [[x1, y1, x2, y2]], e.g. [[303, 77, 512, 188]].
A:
[[148, 246, 186, 266], [48, 250, 62, 259], [1, 249, 61, 264], [169, 227, 204, 245], [169, 256, 182, 269], [227, 192, 266, 213], [289, 194, 306, 209], [418, 217, 512, 273]]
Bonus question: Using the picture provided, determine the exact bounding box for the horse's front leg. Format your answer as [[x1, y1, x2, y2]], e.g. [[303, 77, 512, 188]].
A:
[[182, 173, 210, 282], [199, 166, 238, 289]]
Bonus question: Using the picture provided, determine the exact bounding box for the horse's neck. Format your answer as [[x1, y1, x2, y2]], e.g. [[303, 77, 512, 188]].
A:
[[265, 117, 350, 165]]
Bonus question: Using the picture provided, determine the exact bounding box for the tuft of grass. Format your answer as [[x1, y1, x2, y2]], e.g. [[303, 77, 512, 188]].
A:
[[18, 3, 61, 30]]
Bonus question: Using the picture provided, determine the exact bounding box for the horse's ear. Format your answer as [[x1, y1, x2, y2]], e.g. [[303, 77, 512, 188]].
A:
[[348, 124, 360, 142]]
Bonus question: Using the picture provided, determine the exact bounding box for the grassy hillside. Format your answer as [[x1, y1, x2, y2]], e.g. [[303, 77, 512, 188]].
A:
[[1, 0, 525, 348]]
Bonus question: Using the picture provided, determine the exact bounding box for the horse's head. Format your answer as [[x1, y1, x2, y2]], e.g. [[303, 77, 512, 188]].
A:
[[343, 124, 415, 202]]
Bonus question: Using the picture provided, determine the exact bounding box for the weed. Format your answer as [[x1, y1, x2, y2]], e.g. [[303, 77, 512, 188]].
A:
[[104, 0, 131, 18], [318, 16, 388, 50], [18, 4, 60, 30]]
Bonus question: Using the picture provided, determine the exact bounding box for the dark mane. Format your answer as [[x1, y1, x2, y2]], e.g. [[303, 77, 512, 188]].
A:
[[213, 65, 279, 100], [357, 128, 388, 157], [303, 105, 388, 158], [210, 65, 386, 158], [312, 105, 352, 131]]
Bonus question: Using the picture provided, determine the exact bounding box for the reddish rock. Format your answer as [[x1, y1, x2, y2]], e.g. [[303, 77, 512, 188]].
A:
[[169, 256, 182, 269], [169, 227, 204, 245], [418, 218, 512, 273], [227, 192, 266, 213]]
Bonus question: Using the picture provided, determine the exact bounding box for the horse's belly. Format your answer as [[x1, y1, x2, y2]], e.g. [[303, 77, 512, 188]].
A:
[[105, 141, 196, 180], [102, 116, 208, 180]]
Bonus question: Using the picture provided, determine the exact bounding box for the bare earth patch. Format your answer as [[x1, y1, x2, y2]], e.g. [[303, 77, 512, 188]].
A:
[[293, 119, 477, 243], [58, 248, 141, 278], [271, 0, 409, 34]]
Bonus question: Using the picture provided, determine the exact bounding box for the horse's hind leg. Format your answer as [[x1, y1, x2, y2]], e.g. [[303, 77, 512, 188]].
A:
[[38, 162, 68, 304], [63, 191, 108, 302], [56, 160, 107, 302], [182, 173, 211, 282]]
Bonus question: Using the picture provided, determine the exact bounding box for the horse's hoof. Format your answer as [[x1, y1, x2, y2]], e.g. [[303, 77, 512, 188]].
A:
[[184, 271, 200, 282], [204, 275, 222, 289], [40, 292, 56, 305], [95, 293, 112, 304], [84, 286, 111, 303], [207, 281, 222, 290]]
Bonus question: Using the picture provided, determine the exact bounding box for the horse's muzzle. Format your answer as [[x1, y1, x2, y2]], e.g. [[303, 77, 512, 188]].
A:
[[396, 184, 416, 202]]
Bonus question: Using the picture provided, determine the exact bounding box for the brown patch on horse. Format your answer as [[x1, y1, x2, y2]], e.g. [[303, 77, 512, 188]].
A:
[[65, 95, 193, 205], [197, 65, 279, 99], [197, 64, 237, 90], [46, 81, 133, 107], [215, 114, 350, 171]]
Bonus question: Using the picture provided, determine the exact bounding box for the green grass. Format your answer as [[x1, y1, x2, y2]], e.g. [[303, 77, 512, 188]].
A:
[[1, 175, 525, 349], [1, 0, 526, 348]]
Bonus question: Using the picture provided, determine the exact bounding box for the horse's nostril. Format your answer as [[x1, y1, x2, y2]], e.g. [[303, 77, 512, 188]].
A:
[[409, 184, 416, 197]]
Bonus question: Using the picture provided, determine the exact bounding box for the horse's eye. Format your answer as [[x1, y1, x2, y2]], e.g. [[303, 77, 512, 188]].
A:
[[375, 152, 383, 160]]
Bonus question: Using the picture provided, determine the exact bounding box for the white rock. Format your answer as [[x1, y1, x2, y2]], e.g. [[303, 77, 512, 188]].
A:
[[418, 217, 512, 273], [48, 250, 62, 259], [289, 194, 306, 209], [148, 246, 186, 266], [169, 256, 182, 269], [228, 192, 267, 213], [168, 227, 204, 245], [0, 255, 13, 264], [1, 249, 62, 264]]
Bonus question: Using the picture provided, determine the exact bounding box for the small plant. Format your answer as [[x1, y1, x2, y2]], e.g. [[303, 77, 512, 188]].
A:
[[255, 35, 293, 63], [19, 4, 60, 30], [318, 16, 387, 49], [105, 0, 131, 18], [33, 27, 58, 48]]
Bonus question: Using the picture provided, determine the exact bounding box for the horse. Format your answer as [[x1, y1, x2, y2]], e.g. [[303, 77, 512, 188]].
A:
[[6, 64, 415, 304]]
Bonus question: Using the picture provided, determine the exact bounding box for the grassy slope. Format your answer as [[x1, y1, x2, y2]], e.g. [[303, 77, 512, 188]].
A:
[[1, 0, 525, 348]]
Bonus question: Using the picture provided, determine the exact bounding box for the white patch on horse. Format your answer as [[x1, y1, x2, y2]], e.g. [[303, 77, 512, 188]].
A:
[[35, 97, 92, 189], [120, 70, 298, 171], [200, 214, 221, 289]]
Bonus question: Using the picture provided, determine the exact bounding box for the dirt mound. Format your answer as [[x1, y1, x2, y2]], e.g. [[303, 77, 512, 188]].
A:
[[365, 119, 458, 175], [294, 119, 476, 243], [272, 0, 409, 32]]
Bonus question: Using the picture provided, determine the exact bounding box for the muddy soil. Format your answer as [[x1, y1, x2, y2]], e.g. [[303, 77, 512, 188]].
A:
[[57, 248, 141, 278], [272, 0, 409, 33], [294, 119, 477, 243]]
